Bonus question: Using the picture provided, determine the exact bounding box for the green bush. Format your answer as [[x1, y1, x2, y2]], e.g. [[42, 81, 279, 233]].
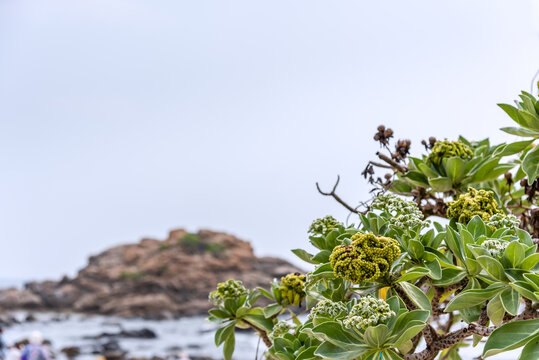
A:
[[120, 270, 145, 281], [178, 233, 226, 255], [208, 90, 539, 360]]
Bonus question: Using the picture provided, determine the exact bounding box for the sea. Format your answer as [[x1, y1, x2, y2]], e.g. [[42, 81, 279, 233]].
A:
[[0, 280, 522, 360], [1, 311, 523, 360]]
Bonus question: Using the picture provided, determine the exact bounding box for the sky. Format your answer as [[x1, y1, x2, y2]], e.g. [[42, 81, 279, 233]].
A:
[[1, 1, 539, 280]]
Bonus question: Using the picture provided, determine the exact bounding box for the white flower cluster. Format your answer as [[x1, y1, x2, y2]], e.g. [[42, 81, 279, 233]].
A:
[[342, 296, 395, 330], [486, 213, 520, 230], [481, 239, 508, 258], [372, 194, 427, 230], [308, 299, 347, 320], [209, 279, 248, 306], [269, 320, 294, 340]]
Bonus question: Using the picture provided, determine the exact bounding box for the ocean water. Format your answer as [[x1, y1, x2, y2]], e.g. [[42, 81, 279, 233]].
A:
[[1, 312, 521, 360]]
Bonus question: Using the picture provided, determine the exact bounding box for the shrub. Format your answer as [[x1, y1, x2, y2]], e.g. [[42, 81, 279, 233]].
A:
[[120, 270, 145, 281], [208, 90, 539, 360], [178, 233, 226, 255]]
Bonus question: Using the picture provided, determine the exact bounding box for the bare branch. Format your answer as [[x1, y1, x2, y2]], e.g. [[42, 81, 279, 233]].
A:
[[316, 176, 360, 214]]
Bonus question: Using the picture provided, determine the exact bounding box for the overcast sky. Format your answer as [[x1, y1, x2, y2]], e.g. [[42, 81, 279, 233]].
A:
[[1, 1, 539, 280]]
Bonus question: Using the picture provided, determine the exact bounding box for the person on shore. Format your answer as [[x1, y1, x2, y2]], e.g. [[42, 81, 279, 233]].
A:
[[177, 353, 190, 360], [6, 344, 21, 360], [20, 332, 49, 360], [0, 328, 7, 360]]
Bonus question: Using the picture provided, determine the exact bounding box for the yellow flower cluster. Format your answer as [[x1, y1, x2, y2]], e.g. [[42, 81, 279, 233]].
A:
[[278, 273, 306, 306], [329, 233, 401, 283], [426, 139, 473, 166], [447, 187, 503, 224]]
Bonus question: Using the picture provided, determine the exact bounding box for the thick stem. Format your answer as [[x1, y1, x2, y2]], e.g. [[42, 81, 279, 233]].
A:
[[243, 320, 272, 348]]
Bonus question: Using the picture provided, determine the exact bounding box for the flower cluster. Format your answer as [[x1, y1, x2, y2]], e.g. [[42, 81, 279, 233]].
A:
[[486, 213, 520, 230], [447, 187, 503, 224], [308, 299, 347, 320], [342, 297, 395, 330], [209, 279, 248, 306], [481, 239, 508, 258], [426, 139, 473, 166], [268, 320, 295, 340], [330, 233, 401, 283], [308, 216, 342, 236], [372, 193, 427, 230], [279, 273, 306, 306]]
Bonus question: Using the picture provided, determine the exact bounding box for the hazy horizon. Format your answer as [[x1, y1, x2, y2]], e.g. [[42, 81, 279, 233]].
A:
[[1, 1, 539, 280]]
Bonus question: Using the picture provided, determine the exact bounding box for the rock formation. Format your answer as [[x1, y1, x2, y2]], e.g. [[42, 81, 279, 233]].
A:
[[0, 229, 301, 318]]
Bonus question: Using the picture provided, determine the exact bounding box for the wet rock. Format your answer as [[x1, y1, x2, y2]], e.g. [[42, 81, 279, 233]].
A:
[[61, 346, 81, 358], [85, 328, 157, 339], [98, 340, 127, 360]]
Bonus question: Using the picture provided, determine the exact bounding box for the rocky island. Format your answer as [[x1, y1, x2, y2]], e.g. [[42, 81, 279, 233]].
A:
[[0, 229, 302, 318]]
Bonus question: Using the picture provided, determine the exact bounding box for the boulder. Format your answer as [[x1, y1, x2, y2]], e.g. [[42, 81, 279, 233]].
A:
[[0, 229, 303, 318]]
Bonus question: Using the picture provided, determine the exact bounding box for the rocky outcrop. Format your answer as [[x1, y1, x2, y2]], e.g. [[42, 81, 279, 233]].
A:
[[0, 229, 301, 318]]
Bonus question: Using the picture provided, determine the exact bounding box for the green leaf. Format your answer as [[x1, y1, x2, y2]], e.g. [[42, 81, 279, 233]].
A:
[[500, 287, 520, 316], [504, 241, 526, 268], [390, 310, 429, 347], [397, 267, 430, 282], [483, 319, 539, 357], [510, 281, 539, 302], [523, 145, 539, 180], [445, 157, 467, 183], [500, 126, 539, 137], [408, 239, 425, 260], [425, 259, 442, 280], [223, 331, 235, 360], [476, 256, 508, 281], [209, 308, 232, 319], [470, 158, 500, 183], [466, 216, 487, 239], [428, 177, 453, 192], [215, 321, 235, 346], [520, 253, 539, 270], [417, 163, 439, 178], [445, 285, 505, 312], [313, 250, 332, 263], [399, 282, 431, 313], [431, 268, 467, 286], [499, 103, 528, 127], [291, 249, 318, 264], [493, 140, 534, 156], [314, 342, 370, 359], [519, 336, 539, 360], [364, 324, 390, 348], [487, 294, 505, 326], [382, 349, 405, 360], [312, 321, 363, 348], [403, 171, 430, 188], [263, 303, 283, 318], [243, 313, 274, 331]]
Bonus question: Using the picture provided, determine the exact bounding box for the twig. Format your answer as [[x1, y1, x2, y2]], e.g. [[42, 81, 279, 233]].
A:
[[316, 175, 360, 214], [377, 152, 409, 173]]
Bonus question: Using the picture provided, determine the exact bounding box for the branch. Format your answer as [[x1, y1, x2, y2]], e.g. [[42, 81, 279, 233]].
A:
[[316, 176, 360, 214], [405, 302, 539, 360], [376, 152, 409, 173], [243, 319, 272, 348], [431, 279, 468, 316], [368, 160, 394, 170]]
